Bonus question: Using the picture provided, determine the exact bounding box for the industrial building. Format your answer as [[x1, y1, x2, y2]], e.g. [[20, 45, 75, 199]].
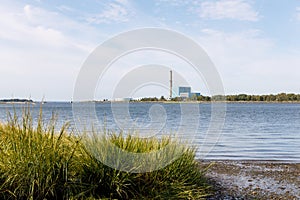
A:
[[178, 86, 201, 99], [169, 70, 201, 99], [178, 86, 191, 98]]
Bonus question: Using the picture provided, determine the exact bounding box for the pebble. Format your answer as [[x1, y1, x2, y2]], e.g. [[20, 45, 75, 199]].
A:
[[201, 161, 300, 200]]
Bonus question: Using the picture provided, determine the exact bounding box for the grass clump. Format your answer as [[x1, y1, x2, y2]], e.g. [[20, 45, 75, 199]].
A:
[[0, 108, 210, 199], [0, 109, 79, 199]]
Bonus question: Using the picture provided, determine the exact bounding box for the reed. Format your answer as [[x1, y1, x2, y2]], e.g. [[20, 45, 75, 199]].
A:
[[0, 108, 210, 199]]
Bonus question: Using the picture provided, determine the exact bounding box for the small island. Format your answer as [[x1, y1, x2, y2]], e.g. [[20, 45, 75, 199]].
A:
[[0, 99, 34, 104]]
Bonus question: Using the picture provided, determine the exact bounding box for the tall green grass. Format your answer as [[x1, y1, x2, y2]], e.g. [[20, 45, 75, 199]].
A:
[[0, 108, 79, 199], [0, 108, 210, 199]]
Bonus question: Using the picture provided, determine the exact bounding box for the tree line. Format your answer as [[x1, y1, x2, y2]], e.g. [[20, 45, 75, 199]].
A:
[[215, 93, 300, 102], [138, 93, 300, 102], [0, 99, 34, 103]]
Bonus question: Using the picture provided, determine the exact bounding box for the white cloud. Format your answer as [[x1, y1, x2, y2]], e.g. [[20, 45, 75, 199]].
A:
[[57, 5, 75, 12], [199, 28, 273, 65], [155, 0, 190, 6], [296, 7, 300, 21], [199, 0, 259, 21], [0, 4, 96, 51], [195, 29, 300, 94], [0, 2, 102, 100], [87, 1, 132, 24]]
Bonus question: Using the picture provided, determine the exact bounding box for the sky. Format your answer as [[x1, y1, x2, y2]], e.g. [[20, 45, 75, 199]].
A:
[[0, 0, 300, 101]]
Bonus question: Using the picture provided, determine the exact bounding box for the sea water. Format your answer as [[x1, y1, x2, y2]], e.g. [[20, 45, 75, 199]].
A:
[[0, 102, 299, 162]]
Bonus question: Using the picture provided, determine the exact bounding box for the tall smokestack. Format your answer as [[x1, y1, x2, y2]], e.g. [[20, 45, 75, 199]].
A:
[[170, 70, 173, 99]]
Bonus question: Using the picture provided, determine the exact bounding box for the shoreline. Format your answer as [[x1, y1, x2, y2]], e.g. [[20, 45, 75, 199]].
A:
[[163, 101, 300, 104], [0, 102, 36, 105], [2, 100, 300, 104], [72, 100, 300, 104], [200, 160, 300, 200], [201, 159, 300, 164]]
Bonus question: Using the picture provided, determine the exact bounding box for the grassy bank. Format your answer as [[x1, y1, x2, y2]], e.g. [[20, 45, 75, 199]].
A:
[[0, 109, 210, 199]]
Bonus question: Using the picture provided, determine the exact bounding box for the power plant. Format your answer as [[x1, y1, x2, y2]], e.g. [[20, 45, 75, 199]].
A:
[[169, 69, 201, 99]]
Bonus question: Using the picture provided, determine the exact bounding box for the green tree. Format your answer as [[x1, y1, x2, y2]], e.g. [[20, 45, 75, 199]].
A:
[[160, 96, 166, 101]]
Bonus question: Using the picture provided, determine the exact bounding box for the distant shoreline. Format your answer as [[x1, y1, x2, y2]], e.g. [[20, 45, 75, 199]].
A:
[[66, 100, 300, 104], [2, 98, 300, 104], [0, 99, 35, 104], [95, 100, 300, 104]]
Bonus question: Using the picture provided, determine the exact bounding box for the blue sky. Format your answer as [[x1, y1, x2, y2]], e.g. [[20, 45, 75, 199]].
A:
[[0, 0, 300, 100]]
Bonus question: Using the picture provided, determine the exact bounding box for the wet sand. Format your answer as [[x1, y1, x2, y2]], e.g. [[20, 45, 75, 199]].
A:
[[199, 161, 300, 200]]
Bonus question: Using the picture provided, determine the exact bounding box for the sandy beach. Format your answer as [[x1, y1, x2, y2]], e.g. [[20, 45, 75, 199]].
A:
[[199, 161, 300, 200]]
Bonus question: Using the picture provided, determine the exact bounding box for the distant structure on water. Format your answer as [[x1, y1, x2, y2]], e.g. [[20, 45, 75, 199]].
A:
[[169, 70, 201, 99], [169, 70, 173, 99], [178, 86, 201, 99], [178, 86, 191, 98], [113, 97, 132, 102]]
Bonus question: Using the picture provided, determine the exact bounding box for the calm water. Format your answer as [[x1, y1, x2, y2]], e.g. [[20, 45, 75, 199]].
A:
[[0, 102, 299, 162]]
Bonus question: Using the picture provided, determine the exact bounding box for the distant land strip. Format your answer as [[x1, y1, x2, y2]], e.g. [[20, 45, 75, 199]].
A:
[[0, 99, 34, 104], [138, 93, 300, 102], [1, 93, 300, 103]]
